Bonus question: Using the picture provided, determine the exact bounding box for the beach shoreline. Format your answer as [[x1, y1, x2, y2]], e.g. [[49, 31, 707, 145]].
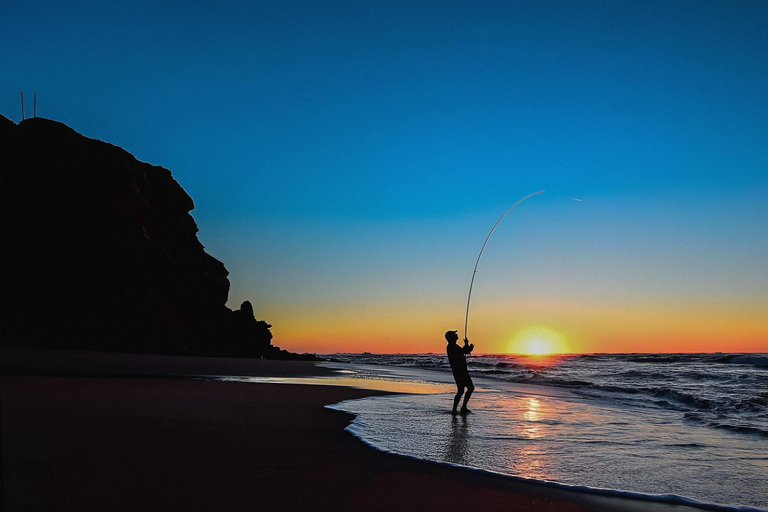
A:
[[1, 350, 713, 511]]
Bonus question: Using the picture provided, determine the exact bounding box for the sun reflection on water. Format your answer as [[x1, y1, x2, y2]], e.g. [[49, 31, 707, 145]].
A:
[[524, 397, 540, 421], [523, 397, 541, 438], [511, 445, 551, 481]]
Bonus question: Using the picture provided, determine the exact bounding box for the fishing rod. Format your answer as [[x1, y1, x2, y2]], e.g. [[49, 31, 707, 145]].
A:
[[464, 190, 545, 341]]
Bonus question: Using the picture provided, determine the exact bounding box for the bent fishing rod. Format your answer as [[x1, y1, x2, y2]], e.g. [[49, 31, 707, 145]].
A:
[[464, 190, 545, 341]]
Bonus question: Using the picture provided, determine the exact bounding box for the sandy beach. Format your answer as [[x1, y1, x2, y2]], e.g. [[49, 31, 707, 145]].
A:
[[1, 350, 708, 511]]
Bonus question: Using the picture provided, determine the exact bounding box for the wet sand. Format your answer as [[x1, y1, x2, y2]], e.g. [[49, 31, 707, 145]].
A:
[[1, 350, 706, 512]]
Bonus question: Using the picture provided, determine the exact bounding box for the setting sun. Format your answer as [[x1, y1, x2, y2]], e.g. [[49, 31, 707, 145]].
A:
[[510, 327, 569, 356], [523, 339, 553, 356]]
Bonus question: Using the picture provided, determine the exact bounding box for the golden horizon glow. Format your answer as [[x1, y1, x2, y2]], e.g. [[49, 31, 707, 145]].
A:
[[250, 296, 768, 355]]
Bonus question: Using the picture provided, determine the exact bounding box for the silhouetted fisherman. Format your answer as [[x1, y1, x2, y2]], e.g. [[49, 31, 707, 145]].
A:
[[446, 330, 474, 415]]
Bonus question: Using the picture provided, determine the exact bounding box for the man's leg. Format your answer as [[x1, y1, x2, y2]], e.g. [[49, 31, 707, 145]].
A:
[[452, 385, 464, 414], [460, 376, 474, 413]]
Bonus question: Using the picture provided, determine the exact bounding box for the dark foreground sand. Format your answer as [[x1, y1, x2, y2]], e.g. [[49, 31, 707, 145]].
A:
[[1, 351, 706, 512]]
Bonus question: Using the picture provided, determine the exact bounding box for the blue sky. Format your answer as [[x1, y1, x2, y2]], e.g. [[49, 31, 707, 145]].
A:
[[3, 0, 767, 353]]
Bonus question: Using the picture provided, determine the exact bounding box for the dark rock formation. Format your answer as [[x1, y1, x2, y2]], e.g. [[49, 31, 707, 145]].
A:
[[0, 115, 310, 359], [230, 300, 273, 357]]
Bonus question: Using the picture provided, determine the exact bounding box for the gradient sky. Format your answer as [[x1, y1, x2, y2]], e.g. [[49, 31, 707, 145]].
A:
[[3, 0, 767, 354]]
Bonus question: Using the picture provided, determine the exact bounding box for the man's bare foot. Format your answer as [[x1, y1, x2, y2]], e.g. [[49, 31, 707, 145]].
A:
[[459, 408, 471, 415]]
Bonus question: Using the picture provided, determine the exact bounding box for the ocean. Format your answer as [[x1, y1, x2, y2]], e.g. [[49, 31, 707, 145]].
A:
[[322, 353, 768, 511]]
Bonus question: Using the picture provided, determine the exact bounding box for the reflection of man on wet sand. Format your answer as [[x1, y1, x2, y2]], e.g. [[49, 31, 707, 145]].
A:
[[445, 330, 475, 415], [445, 414, 469, 465]]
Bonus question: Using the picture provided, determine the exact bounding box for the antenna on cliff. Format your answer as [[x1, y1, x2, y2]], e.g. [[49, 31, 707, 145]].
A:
[[34, 92, 37, 118], [21, 91, 25, 120]]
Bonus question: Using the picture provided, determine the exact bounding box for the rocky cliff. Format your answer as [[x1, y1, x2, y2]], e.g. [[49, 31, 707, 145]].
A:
[[0, 115, 296, 358]]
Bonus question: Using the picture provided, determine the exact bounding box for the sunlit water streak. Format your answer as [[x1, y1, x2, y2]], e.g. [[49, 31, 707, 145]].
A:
[[322, 355, 768, 510]]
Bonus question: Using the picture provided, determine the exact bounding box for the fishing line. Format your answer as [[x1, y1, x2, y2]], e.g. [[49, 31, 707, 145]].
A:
[[464, 190, 545, 341]]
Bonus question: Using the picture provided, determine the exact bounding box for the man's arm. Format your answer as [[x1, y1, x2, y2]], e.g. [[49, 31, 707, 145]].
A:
[[462, 338, 474, 354]]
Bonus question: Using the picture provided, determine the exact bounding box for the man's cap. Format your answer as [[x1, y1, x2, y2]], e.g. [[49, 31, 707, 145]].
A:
[[445, 330, 458, 340]]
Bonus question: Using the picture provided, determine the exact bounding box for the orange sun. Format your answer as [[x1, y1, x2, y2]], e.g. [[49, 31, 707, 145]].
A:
[[510, 327, 569, 356]]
